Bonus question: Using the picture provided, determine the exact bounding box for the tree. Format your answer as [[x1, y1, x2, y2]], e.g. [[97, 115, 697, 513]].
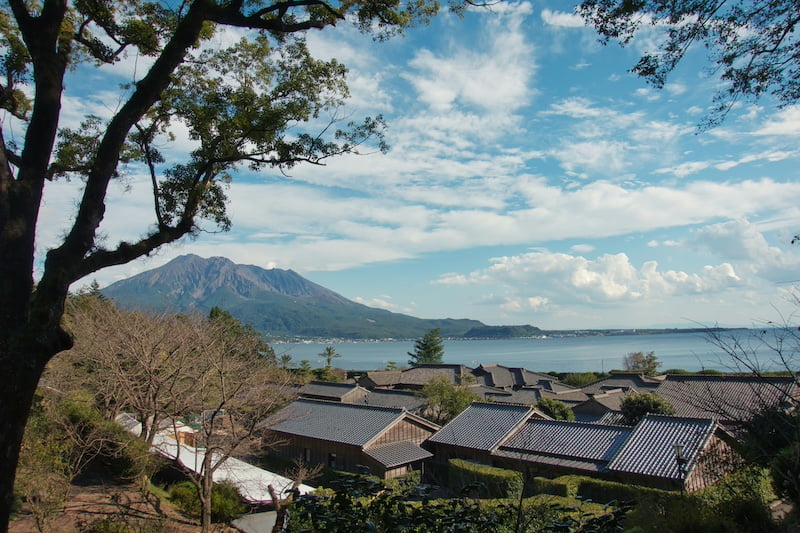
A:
[[53, 297, 295, 532], [579, 0, 800, 130], [319, 346, 341, 369], [419, 376, 479, 425], [408, 328, 445, 367], [208, 307, 277, 363], [622, 351, 661, 376], [620, 392, 675, 426], [0, 0, 464, 526], [536, 397, 575, 422], [703, 317, 800, 508]]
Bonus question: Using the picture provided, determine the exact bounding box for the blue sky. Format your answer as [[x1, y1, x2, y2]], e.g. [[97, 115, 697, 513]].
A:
[[30, 1, 800, 329]]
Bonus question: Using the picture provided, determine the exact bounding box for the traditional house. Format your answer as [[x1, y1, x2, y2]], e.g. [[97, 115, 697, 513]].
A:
[[471, 365, 564, 391], [263, 399, 440, 479], [359, 364, 473, 391], [606, 414, 739, 492], [428, 406, 740, 492], [426, 402, 550, 465], [653, 374, 798, 427], [580, 372, 664, 396], [300, 381, 369, 403], [571, 389, 627, 423], [493, 419, 631, 476]]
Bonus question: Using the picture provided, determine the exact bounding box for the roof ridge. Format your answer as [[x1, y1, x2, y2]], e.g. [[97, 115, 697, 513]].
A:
[[295, 397, 405, 414]]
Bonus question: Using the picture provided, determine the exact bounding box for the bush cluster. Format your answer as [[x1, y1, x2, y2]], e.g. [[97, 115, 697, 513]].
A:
[[168, 480, 245, 523], [448, 459, 523, 500]]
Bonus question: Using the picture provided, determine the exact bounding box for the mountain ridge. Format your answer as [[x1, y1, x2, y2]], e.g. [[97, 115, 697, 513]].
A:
[[101, 254, 513, 340]]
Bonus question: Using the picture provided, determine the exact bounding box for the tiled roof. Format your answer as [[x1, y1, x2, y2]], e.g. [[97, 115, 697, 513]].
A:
[[655, 375, 797, 422], [490, 388, 542, 405], [363, 389, 426, 411], [364, 441, 433, 468], [608, 415, 716, 480], [427, 402, 533, 451], [581, 373, 663, 396], [265, 399, 406, 447], [472, 365, 563, 390], [497, 419, 631, 465], [362, 371, 403, 387], [541, 388, 590, 405], [300, 381, 364, 400]]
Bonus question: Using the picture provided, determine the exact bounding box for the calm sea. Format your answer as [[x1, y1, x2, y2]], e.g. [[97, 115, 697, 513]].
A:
[[274, 330, 776, 373]]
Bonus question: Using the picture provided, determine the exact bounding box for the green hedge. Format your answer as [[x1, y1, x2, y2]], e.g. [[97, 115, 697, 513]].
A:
[[448, 459, 523, 499]]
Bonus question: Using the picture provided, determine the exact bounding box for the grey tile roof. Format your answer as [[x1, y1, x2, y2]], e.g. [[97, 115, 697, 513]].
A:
[[364, 441, 433, 468], [472, 365, 563, 390], [265, 399, 406, 447], [497, 419, 631, 464], [300, 381, 364, 401], [607, 414, 716, 480], [427, 402, 533, 451], [655, 375, 797, 422], [361, 371, 403, 387], [363, 389, 426, 412], [581, 373, 663, 396]]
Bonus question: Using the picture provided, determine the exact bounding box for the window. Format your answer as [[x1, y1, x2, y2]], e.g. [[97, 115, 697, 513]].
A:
[[303, 448, 311, 462], [328, 453, 337, 468]]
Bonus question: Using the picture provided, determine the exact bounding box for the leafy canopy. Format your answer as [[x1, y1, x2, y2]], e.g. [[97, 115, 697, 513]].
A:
[[622, 351, 661, 376], [408, 328, 445, 366], [620, 392, 675, 426], [579, 0, 800, 130]]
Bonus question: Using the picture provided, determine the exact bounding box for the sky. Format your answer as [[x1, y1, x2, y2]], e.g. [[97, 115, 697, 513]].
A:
[[25, 0, 800, 330]]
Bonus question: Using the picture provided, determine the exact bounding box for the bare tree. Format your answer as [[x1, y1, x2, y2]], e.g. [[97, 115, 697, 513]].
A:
[[172, 317, 295, 532]]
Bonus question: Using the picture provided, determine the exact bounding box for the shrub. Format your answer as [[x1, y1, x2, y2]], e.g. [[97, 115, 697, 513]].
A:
[[536, 397, 575, 421], [531, 476, 575, 497], [448, 459, 523, 499], [169, 480, 246, 523]]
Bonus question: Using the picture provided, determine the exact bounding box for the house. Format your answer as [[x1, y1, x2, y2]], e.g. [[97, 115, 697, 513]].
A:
[[606, 414, 739, 492], [262, 399, 440, 479], [428, 405, 740, 492], [426, 402, 550, 465], [493, 418, 631, 476], [580, 372, 664, 396], [358, 364, 474, 390], [571, 389, 627, 423], [300, 381, 369, 403], [653, 374, 798, 426], [471, 365, 558, 390]]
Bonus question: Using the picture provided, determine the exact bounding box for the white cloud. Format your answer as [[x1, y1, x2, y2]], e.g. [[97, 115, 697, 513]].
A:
[[434, 250, 743, 308], [753, 105, 800, 136], [691, 219, 800, 282], [541, 9, 585, 28]]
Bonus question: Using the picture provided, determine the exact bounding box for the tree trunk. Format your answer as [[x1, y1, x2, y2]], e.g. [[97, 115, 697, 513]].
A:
[[200, 452, 214, 533], [0, 350, 50, 531]]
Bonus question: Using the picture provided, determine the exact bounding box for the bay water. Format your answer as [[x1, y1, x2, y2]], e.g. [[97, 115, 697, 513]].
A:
[[275, 330, 776, 373]]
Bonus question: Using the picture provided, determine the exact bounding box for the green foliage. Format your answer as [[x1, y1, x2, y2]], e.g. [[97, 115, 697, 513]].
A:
[[531, 476, 575, 498], [408, 328, 445, 366], [448, 459, 524, 500], [287, 473, 626, 533], [579, 0, 800, 129], [319, 345, 342, 368], [620, 392, 675, 426], [771, 443, 800, 505], [208, 306, 277, 363], [622, 351, 662, 376], [536, 398, 575, 421], [169, 481, 246, 523], [420, 377, 479, 424], [559, 372, 606, 388]]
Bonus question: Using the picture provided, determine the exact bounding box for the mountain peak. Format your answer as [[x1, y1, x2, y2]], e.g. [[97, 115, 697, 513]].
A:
[[102, 254, 485, 339]]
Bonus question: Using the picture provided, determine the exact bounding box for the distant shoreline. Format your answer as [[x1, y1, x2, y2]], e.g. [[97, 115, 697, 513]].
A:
[[270, 326, 745, 344]]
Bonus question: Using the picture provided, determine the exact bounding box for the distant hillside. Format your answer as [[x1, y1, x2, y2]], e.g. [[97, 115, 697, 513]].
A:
[[102, 254, 490, 340], [463, 325, 543, 338]]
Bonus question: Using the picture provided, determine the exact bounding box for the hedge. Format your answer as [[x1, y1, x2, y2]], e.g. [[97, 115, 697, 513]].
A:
[[448, 459, 523, 499]]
